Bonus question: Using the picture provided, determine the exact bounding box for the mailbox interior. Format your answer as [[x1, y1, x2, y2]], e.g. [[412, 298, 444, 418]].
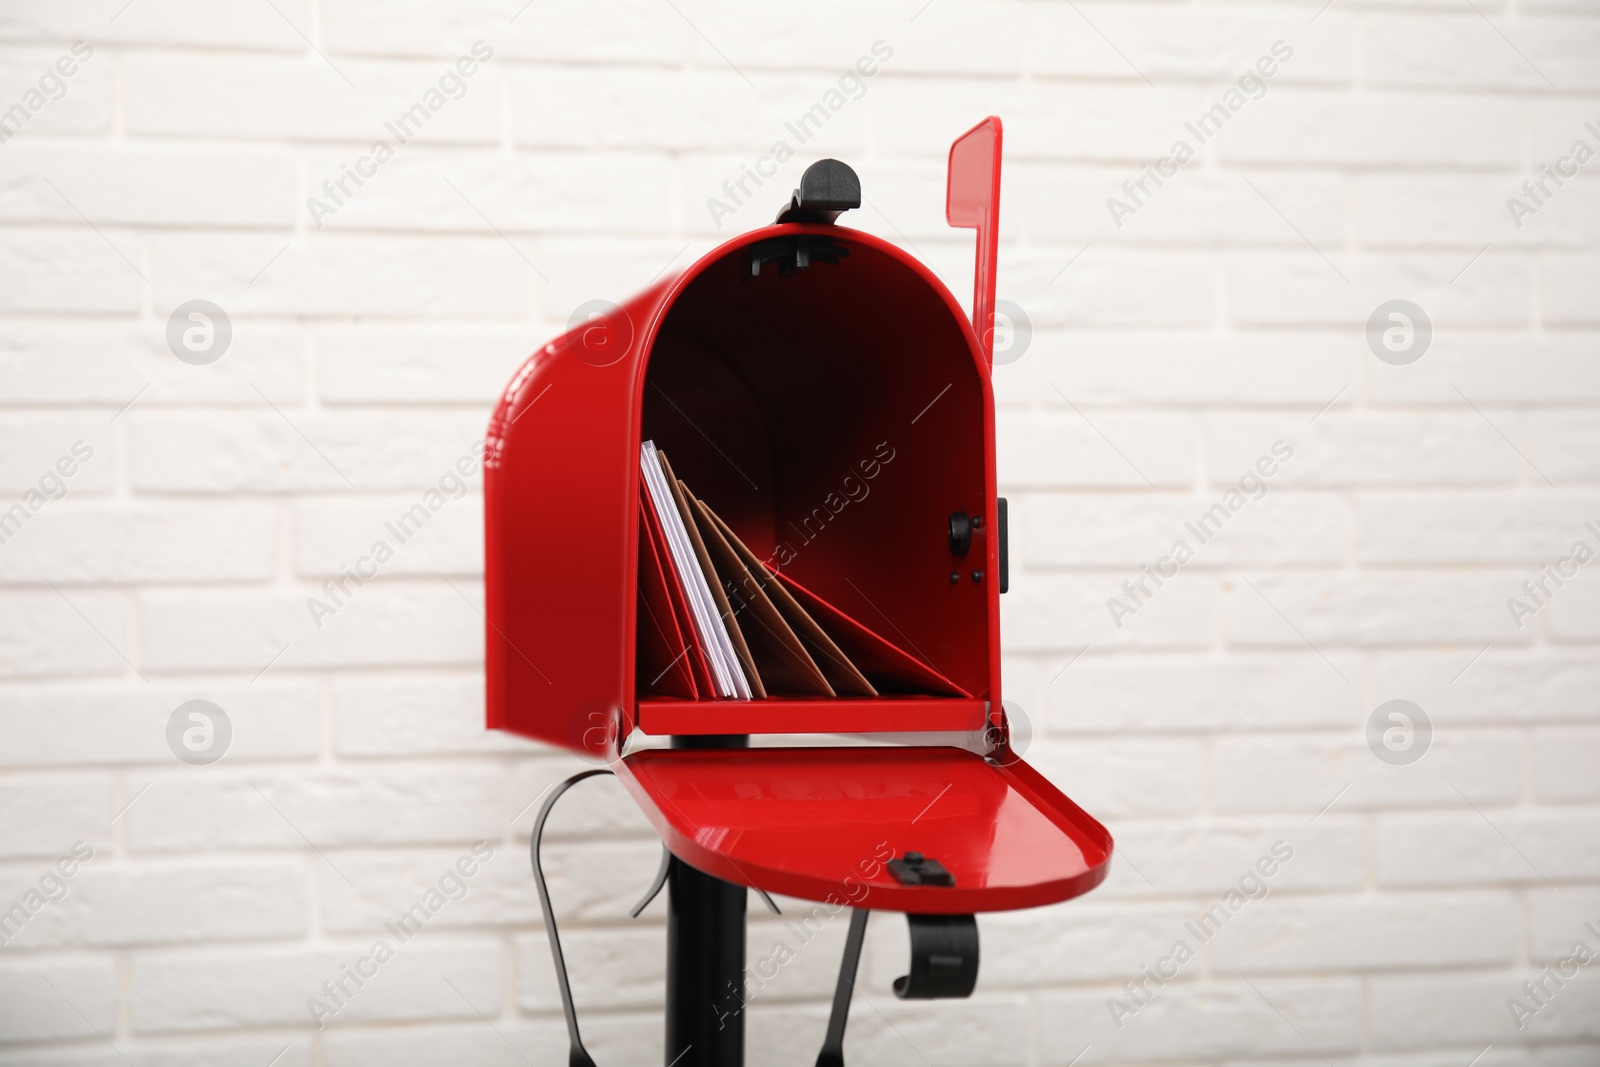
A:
[[634, 231, 997, 736], [610, 226, 1117, 914]]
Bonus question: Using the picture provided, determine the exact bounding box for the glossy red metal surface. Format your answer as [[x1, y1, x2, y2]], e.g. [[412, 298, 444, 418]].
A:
[[615, 746, 1112, 913], [637, 697, 987, 737], [484, 221, 1000, 755], [946, 116, 1003, 367]]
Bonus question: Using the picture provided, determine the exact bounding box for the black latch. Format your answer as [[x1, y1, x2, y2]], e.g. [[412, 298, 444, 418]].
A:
[[887, 851, 954, 887], [894, 914, 979, 1000], [776, 158, 861, 224]]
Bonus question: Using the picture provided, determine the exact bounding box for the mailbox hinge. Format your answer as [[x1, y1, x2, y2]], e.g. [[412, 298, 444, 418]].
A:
[[997, 497, 1009, 593]]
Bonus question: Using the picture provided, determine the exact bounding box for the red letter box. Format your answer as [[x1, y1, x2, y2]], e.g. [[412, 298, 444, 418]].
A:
[[484, 119, 1112, 1056]]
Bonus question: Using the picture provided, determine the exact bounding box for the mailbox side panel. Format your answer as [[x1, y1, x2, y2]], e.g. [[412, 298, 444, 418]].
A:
[[484, 285, 669, 753]]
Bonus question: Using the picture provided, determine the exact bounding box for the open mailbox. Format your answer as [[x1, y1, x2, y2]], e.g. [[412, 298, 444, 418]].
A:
[[484, 117, 1113, 1061]]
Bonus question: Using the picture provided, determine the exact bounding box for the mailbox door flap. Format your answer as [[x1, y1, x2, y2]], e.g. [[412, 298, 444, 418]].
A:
[[614, 745, 1111, 914]]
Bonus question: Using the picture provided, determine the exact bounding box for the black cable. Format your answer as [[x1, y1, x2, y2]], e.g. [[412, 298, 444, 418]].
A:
[[531, 768, 614, 1067]]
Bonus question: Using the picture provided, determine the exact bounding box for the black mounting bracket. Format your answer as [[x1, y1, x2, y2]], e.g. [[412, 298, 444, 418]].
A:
[[742, 234, 850, 278], [894, 914, 979, 1000]]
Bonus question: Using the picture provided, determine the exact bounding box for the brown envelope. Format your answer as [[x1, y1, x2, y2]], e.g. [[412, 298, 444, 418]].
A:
[[699, 503, 877, 698], [686, 490, 837, 698], [771, 569, 970, 698], [636, 506, 697, 699]]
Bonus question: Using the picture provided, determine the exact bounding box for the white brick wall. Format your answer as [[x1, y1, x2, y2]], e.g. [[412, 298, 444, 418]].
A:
[[0, 1, 1596, 1064]]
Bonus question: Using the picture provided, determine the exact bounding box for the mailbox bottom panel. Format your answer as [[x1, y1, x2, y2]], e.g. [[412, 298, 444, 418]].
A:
[[636, 696, 989, 736], [615, 746, 1113, 914]]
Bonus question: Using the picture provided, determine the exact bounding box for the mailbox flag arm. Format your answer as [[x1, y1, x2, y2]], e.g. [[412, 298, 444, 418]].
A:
[[946, 116, 1003, 367]]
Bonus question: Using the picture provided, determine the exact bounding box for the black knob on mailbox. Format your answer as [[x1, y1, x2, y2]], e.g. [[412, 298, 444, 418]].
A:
[[775, 158, 861, 224], [948, 511, 972, 558]]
